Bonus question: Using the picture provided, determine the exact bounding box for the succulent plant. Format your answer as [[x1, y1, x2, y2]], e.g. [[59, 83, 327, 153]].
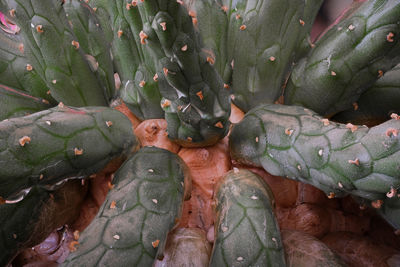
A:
[[333, 63, 400, 126], [0, 0, 399, 266], [229, 104, 400, 227], [0, 105, 138, 200], [62, 147, 191, 266], [210, 169, 286, 266], [0, 12, 55, 104], [284, 0, 400, 117], [0, 84, 51, 121], [87, 0, 231, 147]]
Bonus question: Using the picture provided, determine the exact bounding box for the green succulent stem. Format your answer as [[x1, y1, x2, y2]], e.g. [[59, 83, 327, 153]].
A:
[[230, 104, 400, 203], [0, 18, 55, 103], [0, 105, 138, 200], [210, 169, 286, 267], [63, 147, 191, 266], [133, 0, 231, 147], [0, 84, 51, 120], [63, 0, 115, 103], [88, 0, 165, 120], [284, 0, 400, 117], [333, 64, 400, 126], [0, 0, 110, 107], [229, 0, 323, 112]]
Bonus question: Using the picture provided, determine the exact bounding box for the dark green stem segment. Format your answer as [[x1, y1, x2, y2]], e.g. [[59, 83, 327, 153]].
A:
[[63, 147, 191, 266], [88, 0, 164, 120], [284, 0, 400, 117], [1, 0, 109, 106], [86, 0, 231, 146], [0, 84, 51, 120], [0, 105, 139, 200], [137, 0, 231, 147], [210, 169, 286, 267], [333, 64, 400, 126], [182, 0, 233, 83], [229, 0, 323, 112], [0, 180, 86, 266], [0, 19, 55, 103], [183, 0, 323, 112], [230, 104, 400, 202], [63, 0, 115, 103]]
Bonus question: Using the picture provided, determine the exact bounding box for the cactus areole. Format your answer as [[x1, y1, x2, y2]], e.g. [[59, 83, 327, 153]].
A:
[[0, 0, 400, 266]]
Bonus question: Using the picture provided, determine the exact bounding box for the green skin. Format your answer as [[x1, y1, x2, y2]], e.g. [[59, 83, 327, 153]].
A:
[[0, 84, 51, 120], [63, 147, 191, 266], [293, 0, 326, 60], [0, 0, 109, 107], [182, 0, 233, 82], [183, 0, 323, 108], [229, 0, 323, 112], [230, 104, 400, 202], [0, 105, 139, 200], [1, 0, 231, 146], [139, 0, 231, 147], [0, 180, 86, 266], [63, 0, 115, 103], [210, 169, 286, 267], [333, 64, 400, 127], [88, 0, 164, 120], [0, 20, 55, 103], [284, 0, 400, 117], [0, 1, 398, 264]]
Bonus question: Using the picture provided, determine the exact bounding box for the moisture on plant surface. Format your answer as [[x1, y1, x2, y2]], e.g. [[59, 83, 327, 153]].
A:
[[0, 0, 400, 266]]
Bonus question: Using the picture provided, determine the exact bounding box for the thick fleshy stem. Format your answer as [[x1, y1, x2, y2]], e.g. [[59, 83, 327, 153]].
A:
[[284, 0, 400, 117], [63, 147, 191, 266], [230, 104, 400, 205], [0, 0, 110, 107], [137, 0, 231, 147], [0, 105, 139, 200]]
